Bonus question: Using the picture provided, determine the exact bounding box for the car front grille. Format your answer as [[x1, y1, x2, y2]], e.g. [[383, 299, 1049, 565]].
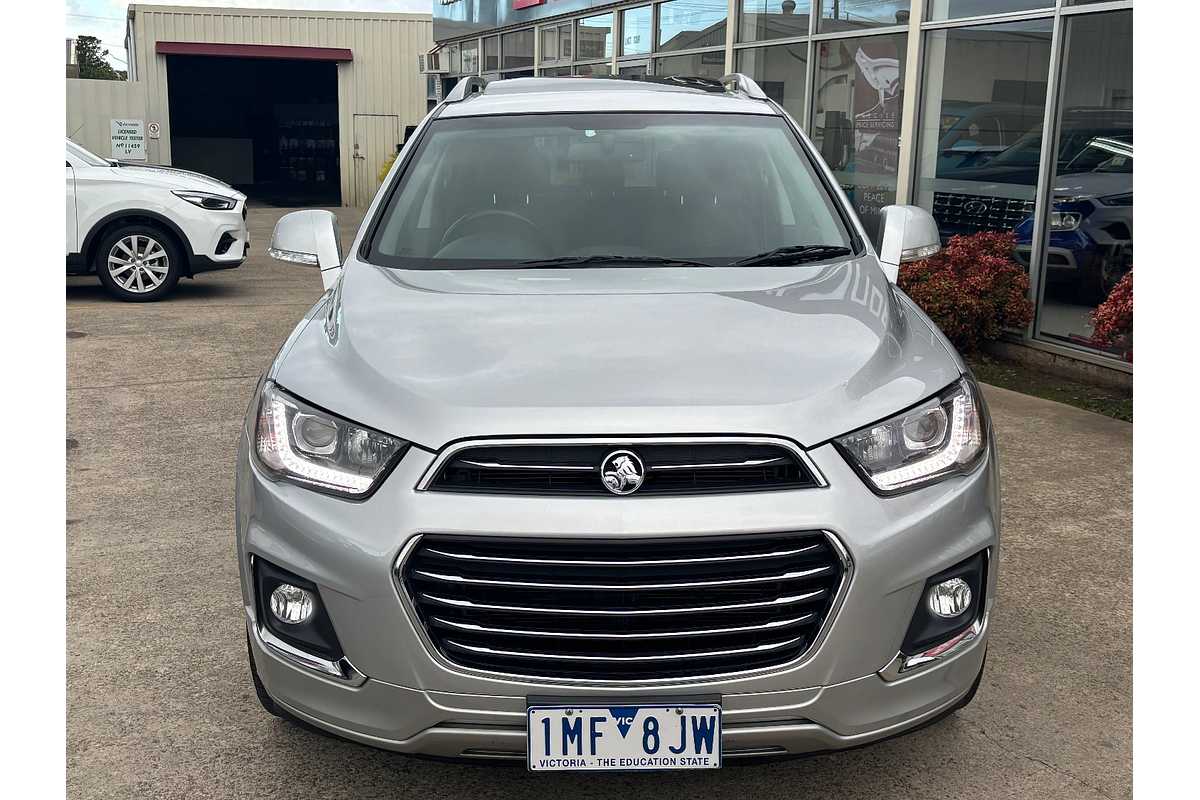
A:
[[932, 191, 1035, 235], [399, 532, 847, 681], [426, 441, 819, 496]]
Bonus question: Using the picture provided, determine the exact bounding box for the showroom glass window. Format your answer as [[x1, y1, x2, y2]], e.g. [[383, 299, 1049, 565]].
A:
[[819, 0, 910, 32], [811, 33, 906, 243], [575, 62, 613, 76], [446, 43, 461, 75], [656, 52, 727, 78], [740, 0, 811, 42], [914, 19, 1052, 248], [928, 0, 1052, 19], [622, 6, 652, 56], [578, 13, 614, 61], [461, 40, 479, 75], [560, 23, 573, 60], [541, 26, 558, 62], [502, 29, 534, 74], [658, 0, 728, 52], [738, 42, 808, 123], [1035, 10, 1132, 357], [483, 36, 499, 72]]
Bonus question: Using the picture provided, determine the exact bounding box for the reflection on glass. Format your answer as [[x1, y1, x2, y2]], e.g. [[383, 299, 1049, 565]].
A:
[[502, 29, 534, 71], [740, 0, 811, 43], [914, 19, 1052, 251], [654, 52, 728, 79], [446, 43, 460, 75], [622, 7, 653, 56], [928, 0, 1051, 19], [575, 61, 613, 76], [461, 41, 479, 75], [619, 63, 648, 77], [578, 14, 614, 60], [484, 36, 499, 72], [1035, 11, 1132, 358], [542, 66, 572, 77], [737, 43, 808, 123], [811, 33, 906, 243], [658, 0, 728, 52], [560, 24, 573, 60], [819, 0, 910, 32], [541, 27, 558, 62]]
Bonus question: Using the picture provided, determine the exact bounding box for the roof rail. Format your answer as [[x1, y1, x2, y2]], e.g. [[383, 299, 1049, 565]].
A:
[[719, 73, 768, 101], [445, 75, 488, 103]]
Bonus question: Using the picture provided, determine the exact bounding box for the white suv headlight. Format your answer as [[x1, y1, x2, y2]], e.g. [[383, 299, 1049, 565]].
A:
[[835, 378, 987, 495], [254, 382, 408, 498], [172, 190, 238, 210]]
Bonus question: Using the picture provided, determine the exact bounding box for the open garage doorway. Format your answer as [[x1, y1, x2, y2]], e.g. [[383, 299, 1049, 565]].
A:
[[166, 54, 340, 206]]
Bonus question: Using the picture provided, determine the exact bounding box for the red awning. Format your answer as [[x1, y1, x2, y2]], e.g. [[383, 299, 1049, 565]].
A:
[[155, 41, 352, 62]]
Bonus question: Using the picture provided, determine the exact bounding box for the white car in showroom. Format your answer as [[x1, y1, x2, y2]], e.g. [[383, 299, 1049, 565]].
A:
[[66, 138, 249, 301]]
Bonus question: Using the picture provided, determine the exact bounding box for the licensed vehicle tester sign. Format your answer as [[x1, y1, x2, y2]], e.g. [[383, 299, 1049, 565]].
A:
[[110, 119, 147, 161]]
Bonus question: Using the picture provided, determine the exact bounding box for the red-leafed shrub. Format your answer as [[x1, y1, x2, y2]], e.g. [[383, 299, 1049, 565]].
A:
[[1091, 271, 1133, 361], [898, 230, 1034, 354]]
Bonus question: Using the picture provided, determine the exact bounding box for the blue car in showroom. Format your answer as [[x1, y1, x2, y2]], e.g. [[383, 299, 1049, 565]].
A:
[[931, 109, 1132, 303]]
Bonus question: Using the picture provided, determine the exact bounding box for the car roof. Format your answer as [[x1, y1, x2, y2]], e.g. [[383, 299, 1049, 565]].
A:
[[438, 76, 779, 118]]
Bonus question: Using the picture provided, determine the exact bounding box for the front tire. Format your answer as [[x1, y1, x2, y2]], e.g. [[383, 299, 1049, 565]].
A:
[[95, 224, 182, 302]]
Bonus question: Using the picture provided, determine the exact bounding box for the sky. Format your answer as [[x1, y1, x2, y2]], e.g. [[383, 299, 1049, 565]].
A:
[[66, 0, 429, 69]]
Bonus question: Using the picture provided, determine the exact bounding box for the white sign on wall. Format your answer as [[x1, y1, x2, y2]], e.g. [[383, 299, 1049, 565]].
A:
[[111, 118, 147, 160]]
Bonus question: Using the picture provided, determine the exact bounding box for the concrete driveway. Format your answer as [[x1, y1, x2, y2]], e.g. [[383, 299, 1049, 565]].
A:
[[67, 206, 1131, 799]]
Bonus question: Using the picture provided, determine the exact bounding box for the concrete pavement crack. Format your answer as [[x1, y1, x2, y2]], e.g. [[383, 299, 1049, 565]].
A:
[[963, 718, 1118, 799]]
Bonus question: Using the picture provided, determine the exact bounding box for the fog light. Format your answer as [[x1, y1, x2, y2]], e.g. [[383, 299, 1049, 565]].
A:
[[926, 577, 972, 618], [269, 583, 315, 625]]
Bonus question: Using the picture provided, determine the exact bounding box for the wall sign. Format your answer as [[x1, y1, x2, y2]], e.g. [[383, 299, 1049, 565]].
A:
[[110, 118, 147, 161], [147, 121, 161, 139]]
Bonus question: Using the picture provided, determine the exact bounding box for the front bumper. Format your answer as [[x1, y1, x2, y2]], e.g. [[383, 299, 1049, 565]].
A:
[[236, 429, 999, 759], [179, 199, 249, 272]]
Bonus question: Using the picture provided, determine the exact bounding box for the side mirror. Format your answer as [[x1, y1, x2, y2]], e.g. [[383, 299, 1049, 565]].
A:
[[877, 204, 941, 283], [268, 209, 343, 290]]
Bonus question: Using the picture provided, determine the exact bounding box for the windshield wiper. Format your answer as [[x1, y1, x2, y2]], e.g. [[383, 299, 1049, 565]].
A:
[[516, 255, 716, 269], [731, 245, 853, 267]]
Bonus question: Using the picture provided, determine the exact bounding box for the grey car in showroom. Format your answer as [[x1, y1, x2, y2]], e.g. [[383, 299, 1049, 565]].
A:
[[237, 75, 998, 772]]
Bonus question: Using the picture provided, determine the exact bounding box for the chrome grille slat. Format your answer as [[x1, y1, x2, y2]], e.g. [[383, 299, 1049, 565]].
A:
[[411, 564, 833, 591], [429, 613, 817, 640], [442, 635, 810, 663], [416, 589, 829, 616], [400, 532, 847, 681], [422, 542, 821, 567]]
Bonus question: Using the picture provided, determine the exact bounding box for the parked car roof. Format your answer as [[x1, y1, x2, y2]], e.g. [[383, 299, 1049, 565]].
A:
[[437, 76, 778, 118]]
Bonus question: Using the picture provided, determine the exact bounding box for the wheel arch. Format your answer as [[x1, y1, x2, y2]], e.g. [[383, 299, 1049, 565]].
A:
[[81, 210, 196, 276]]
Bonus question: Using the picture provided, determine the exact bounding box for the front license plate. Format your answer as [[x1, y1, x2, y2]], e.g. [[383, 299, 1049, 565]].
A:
[[527, 704, 722, 772]]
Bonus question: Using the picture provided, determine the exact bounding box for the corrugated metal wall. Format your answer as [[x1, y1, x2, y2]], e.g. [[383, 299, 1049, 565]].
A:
[[66, 79, 149, 160], [128, 4, 432, 206]]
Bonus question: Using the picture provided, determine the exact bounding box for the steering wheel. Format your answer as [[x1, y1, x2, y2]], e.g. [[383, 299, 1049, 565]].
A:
[[439, 209, 551, 253]]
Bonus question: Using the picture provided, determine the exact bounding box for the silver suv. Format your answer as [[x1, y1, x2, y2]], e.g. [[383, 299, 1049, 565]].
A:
[[238, 75, 997, 772]]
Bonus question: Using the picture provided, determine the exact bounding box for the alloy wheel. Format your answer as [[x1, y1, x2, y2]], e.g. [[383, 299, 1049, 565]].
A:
[[107, 234, 170, 294]]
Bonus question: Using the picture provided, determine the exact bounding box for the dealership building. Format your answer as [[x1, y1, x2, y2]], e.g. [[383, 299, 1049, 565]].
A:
[[68, 4, 432, 207], [425, 0, 1133, 373]]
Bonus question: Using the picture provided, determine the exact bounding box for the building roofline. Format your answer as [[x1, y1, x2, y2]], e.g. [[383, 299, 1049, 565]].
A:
[[126, 4, 431, 22]]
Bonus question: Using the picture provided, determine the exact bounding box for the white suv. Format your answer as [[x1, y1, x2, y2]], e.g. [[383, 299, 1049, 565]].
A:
[[65, 138, 249, 301]]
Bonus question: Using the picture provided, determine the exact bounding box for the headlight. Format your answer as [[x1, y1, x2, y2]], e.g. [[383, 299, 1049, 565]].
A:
[[254, 382, 408, 498], [1048, 211, 1082, 231], [172, 190, 238, 210], [835, 378, 987, 495]]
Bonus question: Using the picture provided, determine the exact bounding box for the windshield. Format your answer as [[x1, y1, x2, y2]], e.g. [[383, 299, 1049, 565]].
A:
[[366, 113, 854, 269], [66, 139, 112, 167]]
